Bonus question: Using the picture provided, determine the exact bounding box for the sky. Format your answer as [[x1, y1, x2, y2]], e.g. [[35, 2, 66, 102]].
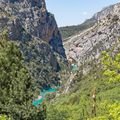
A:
[[46, 0, 120, 27]]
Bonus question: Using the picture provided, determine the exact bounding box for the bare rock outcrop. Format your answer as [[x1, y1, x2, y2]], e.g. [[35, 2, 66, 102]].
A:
[[0, 0, 67, 88], [0, 0, 66, 57], [64, 3, 120, 65]]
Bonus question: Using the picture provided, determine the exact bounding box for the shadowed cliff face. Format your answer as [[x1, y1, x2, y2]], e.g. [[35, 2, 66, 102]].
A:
[[0, 0, 68, 88], [0, 0, 66, 57]]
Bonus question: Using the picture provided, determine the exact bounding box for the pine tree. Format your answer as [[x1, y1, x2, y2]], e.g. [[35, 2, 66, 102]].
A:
[[0, 39, 46, 119]]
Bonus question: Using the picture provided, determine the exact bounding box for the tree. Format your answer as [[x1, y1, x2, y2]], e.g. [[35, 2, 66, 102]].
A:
[[0, 39, 46, 119], [102, 51, 120, 83], [88, 51, 120, 120], [88, 102, 120, 120], [0, 114, 12, 120]]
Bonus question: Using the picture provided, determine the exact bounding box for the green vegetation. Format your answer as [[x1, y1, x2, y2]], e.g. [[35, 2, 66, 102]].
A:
[[0, 39, 46, 119], [46, 49, 120, 120], [0, 15, 119, 120], [19, 40, 62, 89], [88, 101, 120, 120], [0, 114, 12, 120], [0, 31, 68, 120], [102, 51, 120, 83], [59, 18, 96, 39]]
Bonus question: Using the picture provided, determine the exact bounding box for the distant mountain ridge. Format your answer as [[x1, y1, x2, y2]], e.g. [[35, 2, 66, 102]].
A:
[[60, 18, 96, 40], [60, 3, 120, 40], [63, 2, 120, 65]]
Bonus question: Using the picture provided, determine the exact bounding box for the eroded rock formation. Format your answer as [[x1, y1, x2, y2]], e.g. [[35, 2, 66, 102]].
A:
[[64, 3, 120, 65], [0, 0, 66, 57]]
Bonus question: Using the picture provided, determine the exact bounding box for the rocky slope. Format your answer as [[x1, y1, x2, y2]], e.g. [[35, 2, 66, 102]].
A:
[[0, 0, 65, 57], [64, 3, 120, 66], [0, 0, 67, 88]]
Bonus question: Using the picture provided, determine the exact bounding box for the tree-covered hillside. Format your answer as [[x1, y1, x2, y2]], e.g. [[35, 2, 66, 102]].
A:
[[46, 49, 120, 120], [59, 18, 96, 40], [1, 39, 119, 120]]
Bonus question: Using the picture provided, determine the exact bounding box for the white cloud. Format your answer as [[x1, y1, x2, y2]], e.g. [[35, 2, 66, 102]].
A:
[[82, 11, 88, 15]]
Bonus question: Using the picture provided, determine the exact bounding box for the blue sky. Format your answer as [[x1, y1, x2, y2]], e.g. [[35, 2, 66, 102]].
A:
[[46, 0, 120, 27]]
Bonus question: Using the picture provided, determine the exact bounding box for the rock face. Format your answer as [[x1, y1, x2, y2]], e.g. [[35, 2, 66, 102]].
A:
[[64, 3, 120, 65], [0, 0, 66, 57], [0, 0, 67, 88]]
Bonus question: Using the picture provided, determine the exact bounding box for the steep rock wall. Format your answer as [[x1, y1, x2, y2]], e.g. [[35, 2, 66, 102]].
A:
[[0, 0, 66, 57]]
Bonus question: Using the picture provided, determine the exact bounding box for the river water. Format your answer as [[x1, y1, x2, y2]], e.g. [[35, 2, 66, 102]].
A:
[[32, 87, 58, 106], [33, 64, 78, 106]]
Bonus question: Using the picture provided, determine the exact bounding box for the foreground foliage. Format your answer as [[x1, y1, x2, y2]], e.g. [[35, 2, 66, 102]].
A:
[[88, 101, 120, 120], [0, 114, 12, 120], [46, 50, 120, 120], [102, 51, 120, 83], [0, 39, 46, 119]]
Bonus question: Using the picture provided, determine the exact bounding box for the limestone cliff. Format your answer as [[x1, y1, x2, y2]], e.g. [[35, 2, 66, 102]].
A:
[[64, 3, 120, 66], [0, 0, 66, 57], [0, 0, 67, 88]]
